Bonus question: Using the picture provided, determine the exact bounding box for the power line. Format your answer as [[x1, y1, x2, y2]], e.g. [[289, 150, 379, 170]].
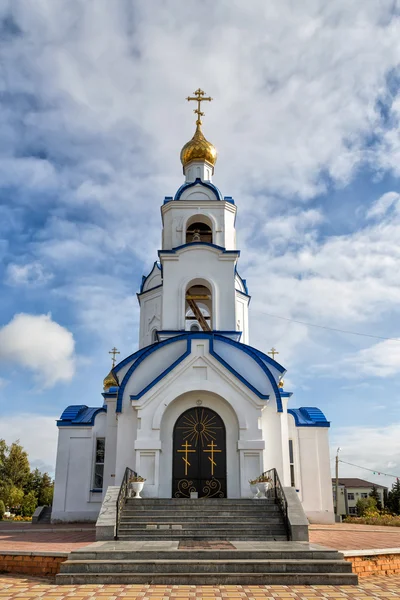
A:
[[259, 311, 400, 343], [339, 459, 400, 480]]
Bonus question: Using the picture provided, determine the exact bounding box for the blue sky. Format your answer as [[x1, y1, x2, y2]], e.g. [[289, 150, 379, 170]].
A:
[[0, 1, 400, 488]]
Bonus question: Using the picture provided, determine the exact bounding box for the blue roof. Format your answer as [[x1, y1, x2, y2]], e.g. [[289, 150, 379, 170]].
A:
[[113, 332, 286, 414], [288, 407, 330, 428], [173, 178, 224, 201], [57, 405, 107, 427]]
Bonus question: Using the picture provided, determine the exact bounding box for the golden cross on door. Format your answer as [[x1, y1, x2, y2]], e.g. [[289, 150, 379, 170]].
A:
[[203, 441, 221, 476], [187, 88, 213, 125], [109, 347, 120, 368], [177, 441, 196, 476], [268, 347, 279, 360]]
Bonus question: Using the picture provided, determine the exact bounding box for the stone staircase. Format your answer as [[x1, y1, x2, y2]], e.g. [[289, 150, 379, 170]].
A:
[[116, 498, 288, 541], [57, 542, 357, 585]]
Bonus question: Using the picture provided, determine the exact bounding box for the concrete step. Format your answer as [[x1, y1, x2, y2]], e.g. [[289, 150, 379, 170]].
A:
[[119, 519, 284, 531], [117, 534, 288, 541], [56, 572, 358, 585], [125, 499, 275, 505], [120, 519, 283, 525], [121, 510, 281, 516], [70, 549, 344, 561], [60, 558, 353, 575]]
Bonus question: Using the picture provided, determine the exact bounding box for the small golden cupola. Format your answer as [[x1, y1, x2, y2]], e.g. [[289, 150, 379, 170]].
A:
[[103, 369, 118, 391], [180, 88, 217, 173]]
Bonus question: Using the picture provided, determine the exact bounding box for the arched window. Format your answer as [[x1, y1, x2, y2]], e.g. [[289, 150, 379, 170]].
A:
[[185, 282, 212, 331], [185, 216, 213, 244], [151, 329, 158, 343]]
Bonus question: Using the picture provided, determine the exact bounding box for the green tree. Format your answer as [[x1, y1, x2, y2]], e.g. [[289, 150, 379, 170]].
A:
[[21, 491, 37, 517], [356, 496, 377, 516], [0, 499, 5, 520], [369, 485, 383, 511], [25, 468, 43, 497], [4, 442, 30, 489], [6, 486, 24, 510], [39, 481, 54, 506], [387, 480, 400, 515]]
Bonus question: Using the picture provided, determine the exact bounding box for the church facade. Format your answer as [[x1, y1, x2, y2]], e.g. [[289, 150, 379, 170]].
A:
[[52, 91, 334, 524]]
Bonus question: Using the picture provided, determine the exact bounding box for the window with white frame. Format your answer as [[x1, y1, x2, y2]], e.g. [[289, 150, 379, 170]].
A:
[[361, 493, 368, 498], [349, 506, 357, 515], [288, 440, 295, 487], [347, 492, 355, 500], [93, 438, 105, 489]]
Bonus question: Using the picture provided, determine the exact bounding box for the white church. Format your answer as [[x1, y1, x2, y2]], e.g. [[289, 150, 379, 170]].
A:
[[52, 90, 334, 525]]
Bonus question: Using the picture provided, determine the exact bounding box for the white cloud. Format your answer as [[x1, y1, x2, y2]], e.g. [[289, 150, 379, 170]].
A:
[[0, 414, 58, 476], [344, 339, 400, 377], [331, 423, 400, 490], [366, 191, 400, 219], [6, 262, 53, 286], [0, 313, 76, 387]]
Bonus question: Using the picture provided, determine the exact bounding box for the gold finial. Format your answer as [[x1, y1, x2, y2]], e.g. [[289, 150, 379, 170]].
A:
[[109, 346, 120, 368], [268, 347, 279, 360], [278, 378, 284, 389], [186, 88, 213, 126]]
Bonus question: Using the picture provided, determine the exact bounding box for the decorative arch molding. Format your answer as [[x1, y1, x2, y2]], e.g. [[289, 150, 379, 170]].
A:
[[182, 212, 218, 246], [151, 382, 246, 431], [115, 333, 284, 413], [174, 178, 223, 201]]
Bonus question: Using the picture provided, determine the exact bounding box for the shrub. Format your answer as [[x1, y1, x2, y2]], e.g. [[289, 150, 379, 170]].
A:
[[21, 491, 37, 517], [356, 496, 377, 517], [0, 499, 5, 520]]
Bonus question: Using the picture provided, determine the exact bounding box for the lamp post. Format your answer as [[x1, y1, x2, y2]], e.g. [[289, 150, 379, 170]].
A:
[[335, 447, 341, 520]]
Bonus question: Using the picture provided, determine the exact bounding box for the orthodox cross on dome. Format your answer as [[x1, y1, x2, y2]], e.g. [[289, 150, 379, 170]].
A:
[[268, 347, 279, 360], [186, 88, 213, 126], [108, 346, 120, 368]]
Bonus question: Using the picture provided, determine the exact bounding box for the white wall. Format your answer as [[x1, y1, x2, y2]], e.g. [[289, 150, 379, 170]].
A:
[[160, 246, 237, 331], [289, 416, 335, 524], [161, 199, 237, 250], [52, 411, 107, 522]]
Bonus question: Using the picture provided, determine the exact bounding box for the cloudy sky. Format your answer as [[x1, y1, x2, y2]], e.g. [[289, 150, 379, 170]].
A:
[[0, 0, 400, 488]]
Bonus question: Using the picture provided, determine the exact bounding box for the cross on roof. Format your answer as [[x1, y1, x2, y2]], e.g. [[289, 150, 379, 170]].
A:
[[268, 347, 279, 360], [186, 88, 213, 125], [109, 346, 120, 368]]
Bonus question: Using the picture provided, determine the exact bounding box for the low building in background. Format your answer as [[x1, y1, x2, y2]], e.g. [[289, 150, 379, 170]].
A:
[[332, 478, 387, 518]]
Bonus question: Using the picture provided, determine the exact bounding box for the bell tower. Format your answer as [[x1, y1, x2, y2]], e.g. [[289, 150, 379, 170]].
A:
[[138, 90, 250, 348]]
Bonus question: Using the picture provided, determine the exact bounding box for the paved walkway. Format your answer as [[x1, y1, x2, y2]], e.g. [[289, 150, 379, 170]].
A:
[[2, 523, 400, 553], [1, 574, 400, 598], [309, 524, 400, 551]]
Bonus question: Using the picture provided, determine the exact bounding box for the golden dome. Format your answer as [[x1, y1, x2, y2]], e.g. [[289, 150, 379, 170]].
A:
[[103, 369, 119, 391], [180, 123, 217, 169]]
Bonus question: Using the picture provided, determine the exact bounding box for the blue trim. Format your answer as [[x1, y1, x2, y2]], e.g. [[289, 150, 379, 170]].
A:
[[174, 178, 223, 201], [234, 267, 249, 295], [118, 335, 192, 410], [164, 196, 173, 203], [116, 332, 283, 413], [102, 391, 118, 399], [90, 488, 103, 493], [140, 262, 162, 293], [57, 405, 107, 427], [280, 390, 293, 398], [224, 196, 235, 205], [159, 242, 240, 257], [288, 407, 330, 428], [137, 283, 163, 300]]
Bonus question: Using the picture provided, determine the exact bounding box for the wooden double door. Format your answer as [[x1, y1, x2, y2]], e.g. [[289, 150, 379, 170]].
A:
[[172, 407, 227, 498]]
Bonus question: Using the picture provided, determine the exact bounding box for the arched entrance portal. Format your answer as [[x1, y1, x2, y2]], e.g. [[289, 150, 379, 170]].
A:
[[172, 407, 227, 498]]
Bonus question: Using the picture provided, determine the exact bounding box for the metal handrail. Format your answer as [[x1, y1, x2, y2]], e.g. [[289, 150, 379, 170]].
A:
[[115, 467, 138, 540], [258, 468, 290, 540]]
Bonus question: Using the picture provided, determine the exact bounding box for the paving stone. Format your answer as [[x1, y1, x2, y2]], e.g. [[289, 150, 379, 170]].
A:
[[1, 574, 400, 598]]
